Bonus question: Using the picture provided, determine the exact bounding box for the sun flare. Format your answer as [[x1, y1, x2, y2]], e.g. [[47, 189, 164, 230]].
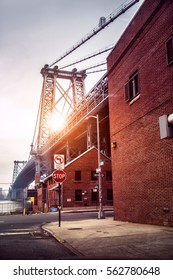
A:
[[49, 113, 66, 132]]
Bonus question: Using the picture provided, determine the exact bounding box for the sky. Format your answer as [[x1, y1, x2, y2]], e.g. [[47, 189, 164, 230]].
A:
[[0, 0, 144, 190]]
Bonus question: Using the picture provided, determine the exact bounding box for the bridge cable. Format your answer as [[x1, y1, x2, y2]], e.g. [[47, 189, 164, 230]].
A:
[[80, 62, 107, 72], [86, 69, 107, 75], [59, 45, 113, 70], [49, 0, 140, 67], [29, 91, 42, 160]]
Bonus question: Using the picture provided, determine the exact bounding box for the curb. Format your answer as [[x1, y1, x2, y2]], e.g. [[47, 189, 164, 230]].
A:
[[42, 225, 84, 258], [62, 208, 113, 214]]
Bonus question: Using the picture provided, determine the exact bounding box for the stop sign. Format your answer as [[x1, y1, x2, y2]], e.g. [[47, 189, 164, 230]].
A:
[[52, 169, 67, 183]]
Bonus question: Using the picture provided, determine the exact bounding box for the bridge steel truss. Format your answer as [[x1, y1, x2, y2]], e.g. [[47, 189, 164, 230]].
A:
[[38, 65, 87, 150], [39, 72, 108, 156], [34, 65, 87, 182], [12, 70, 108, 189]]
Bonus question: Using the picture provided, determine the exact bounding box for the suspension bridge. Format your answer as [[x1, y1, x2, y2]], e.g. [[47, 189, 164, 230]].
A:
[[11, 0, 140, 199]]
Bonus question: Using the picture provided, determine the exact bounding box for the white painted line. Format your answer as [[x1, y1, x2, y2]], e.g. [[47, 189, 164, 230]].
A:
[[0, 232, 30, 236], [5, 228, 33, 231]]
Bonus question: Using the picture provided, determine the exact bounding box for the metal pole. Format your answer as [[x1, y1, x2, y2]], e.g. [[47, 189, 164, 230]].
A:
[[96, 114, 105, 219], [85, 114, 105, 218], [58, 183, 61, 227], [23, 188, 26, 215]]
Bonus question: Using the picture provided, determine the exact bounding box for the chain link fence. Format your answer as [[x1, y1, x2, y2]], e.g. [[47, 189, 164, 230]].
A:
[[0, 201, 23, 215]]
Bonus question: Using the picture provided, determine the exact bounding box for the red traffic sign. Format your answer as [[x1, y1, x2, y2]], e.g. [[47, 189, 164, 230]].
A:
[[52, 169, 67, 183]]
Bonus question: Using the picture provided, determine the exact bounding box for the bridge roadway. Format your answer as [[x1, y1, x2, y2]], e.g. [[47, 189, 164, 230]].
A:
[[12, 74, 109, 190]]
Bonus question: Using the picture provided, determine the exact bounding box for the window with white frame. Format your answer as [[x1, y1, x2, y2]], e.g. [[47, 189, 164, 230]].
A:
[[125, 70, 139, 102], [166, 35, 173, 66], [91, 189, 98, 202]]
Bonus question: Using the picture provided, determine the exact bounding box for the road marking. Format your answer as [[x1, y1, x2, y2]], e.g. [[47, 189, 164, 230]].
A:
[[0, 231, 30, 236], [5, 228, 33, 231]]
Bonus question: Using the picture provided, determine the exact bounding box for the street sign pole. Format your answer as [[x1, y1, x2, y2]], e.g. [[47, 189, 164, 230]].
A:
[[53, 169, 67, 227], [58, 183, 61, 227], [55, 183, 61, 227]]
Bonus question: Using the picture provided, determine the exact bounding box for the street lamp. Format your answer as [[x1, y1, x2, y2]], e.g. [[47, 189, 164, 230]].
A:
[[86, 114, 105, 219]]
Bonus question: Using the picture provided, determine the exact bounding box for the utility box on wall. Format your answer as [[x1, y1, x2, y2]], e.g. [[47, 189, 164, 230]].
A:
[[159, 114, 173, 139]]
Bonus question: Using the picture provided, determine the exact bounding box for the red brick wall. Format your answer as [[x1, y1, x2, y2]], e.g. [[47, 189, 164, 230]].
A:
[[63, 148, 112, 208], [107, 0, 173, 226], [37, 187, 43, 212], [39, 147, 113, 210]]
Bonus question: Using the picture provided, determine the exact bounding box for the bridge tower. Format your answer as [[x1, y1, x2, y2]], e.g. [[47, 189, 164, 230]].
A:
[[12, 161, 27, 184], [33, 65, 86, 183], [11, 160, 27, 199]]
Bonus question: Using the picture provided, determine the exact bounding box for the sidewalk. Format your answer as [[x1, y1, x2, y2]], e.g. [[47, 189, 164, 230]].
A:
[[43, 208, 173, 260]]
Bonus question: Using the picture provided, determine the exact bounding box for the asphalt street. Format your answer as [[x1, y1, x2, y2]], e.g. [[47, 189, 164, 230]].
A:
[[0, 212, 86, 260], [0, 211, 111, 260]]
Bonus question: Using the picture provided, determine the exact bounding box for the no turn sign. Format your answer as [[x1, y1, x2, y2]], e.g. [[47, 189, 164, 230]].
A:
[[54, 154, 64, 170]]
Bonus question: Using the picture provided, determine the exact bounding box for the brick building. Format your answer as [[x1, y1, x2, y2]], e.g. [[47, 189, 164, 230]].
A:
[[37, 147, 112, 211], [107, 0, 173, 226]]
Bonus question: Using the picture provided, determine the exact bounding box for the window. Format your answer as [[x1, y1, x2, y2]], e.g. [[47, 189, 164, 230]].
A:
[[75, 189, 82, 201], [75, 170, 81, 181], [91, 189, 98, 202], [91, 171, 97, 181], [107, 189, 113, 201], [106, 171, 112, 181], [125, 70, 139, 102], [166, 36, 173, 65]]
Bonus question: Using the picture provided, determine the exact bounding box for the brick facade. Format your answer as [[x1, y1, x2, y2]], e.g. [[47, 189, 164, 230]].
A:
[[107, 0, 173, 226], [37, 147, 112, 211]]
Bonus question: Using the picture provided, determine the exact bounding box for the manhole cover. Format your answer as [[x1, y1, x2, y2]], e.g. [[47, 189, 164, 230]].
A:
[[68, 228, 82, 230], [30, 231, 49, 239]]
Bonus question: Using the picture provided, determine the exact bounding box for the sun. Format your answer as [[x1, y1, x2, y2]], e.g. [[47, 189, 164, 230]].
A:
[[49, 112, 66, 133]]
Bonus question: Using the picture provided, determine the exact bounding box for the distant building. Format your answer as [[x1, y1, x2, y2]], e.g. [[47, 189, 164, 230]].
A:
[[107, 0, 173, 226]]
